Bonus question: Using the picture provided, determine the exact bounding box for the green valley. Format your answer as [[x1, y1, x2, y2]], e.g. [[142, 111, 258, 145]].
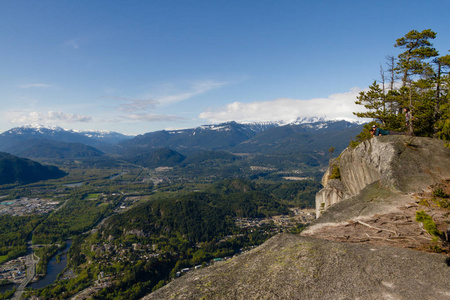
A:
[[0, 155, 321, 299]]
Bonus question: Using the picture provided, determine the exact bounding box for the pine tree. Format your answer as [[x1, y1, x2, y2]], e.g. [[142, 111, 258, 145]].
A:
[[394, 29, 438, 86], [435, 54, 450, 144], [394, 29, 439, 134], [354, 29, 450, 145], [354, 81, 391, 127]]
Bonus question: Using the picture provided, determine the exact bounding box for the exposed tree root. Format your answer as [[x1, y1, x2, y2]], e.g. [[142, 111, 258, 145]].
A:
[[356, 220, 398, 236]]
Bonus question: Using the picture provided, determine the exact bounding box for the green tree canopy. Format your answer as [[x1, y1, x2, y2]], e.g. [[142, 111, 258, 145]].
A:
[[354, 29, 450, 144]]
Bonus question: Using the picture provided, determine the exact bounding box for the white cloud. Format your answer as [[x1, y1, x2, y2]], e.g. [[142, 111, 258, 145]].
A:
[[199, 88, 367, 123], [11, 111, 92, 124], [154, 80, 228, 105], [64, 39, 80, 49], [107, 80, 228, 120], [121, 113, 185, 122], [103, 96, 159, 113], [119, 99, 158, 113], [16, 83, 53, 89]]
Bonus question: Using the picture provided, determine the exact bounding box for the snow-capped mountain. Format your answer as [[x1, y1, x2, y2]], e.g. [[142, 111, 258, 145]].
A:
[[164, 117, 358, 136], [120, 119, 363, 156], [0, 118, 363, 159], [4, 124, 66, 135], [0, 125, 133, 156], [2, 124, 133, 141], [288, 116, 327, 125]]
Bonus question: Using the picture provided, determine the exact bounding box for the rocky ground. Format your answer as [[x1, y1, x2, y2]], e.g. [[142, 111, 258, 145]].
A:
[[303, 181, 450, 254], [144, 234, 450, 300]]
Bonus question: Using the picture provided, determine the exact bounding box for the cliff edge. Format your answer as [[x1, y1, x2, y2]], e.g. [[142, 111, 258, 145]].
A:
[[315, 135, 450, 218], [303, 135, 450, 253]]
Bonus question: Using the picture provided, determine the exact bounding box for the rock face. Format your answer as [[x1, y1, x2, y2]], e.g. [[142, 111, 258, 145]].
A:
[[315, 136, 450, 217], [307, 136, 450, 252], [144, 234, 450, 300]]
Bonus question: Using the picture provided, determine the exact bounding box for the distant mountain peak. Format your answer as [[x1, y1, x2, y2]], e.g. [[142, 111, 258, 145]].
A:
[[288, 116, 328, 125], [22, 123, 65, 131], [2, 124, 134, 139], [0, 125, 133, 156], [239, 116, 327, 127], [239, 116, 361, 128], [3, 124, 66, 137]]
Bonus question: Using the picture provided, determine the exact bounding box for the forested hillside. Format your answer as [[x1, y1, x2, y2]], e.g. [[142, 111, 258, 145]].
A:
[[103, 178, 320, 241], [129, 148, 186, 168], [0, 152, 66, 184], [4, 139, 104, 159], [119, 121, 275, 154]]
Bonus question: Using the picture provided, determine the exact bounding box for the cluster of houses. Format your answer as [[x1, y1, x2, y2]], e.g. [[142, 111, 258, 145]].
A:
[[0, 197, 60, 216], [235, 208, 315, 229], [176, 257, 233, 277], [174, 245, 259, 278], [90, 242, 161, 265], [89, 239, 258, 283], [0, 257, 26, 284]]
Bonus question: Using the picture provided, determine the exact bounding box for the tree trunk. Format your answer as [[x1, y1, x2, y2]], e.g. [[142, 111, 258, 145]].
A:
[[434, 62, 441, 136], [408, 81, 414, 135]]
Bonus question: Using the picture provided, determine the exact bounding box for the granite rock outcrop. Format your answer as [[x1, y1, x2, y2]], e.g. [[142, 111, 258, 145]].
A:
[[315, 136, 450, 217]]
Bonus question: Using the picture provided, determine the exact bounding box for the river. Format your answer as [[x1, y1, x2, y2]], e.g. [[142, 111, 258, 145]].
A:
[[29, 241, 72, 290], [0, 283, 17, 294]]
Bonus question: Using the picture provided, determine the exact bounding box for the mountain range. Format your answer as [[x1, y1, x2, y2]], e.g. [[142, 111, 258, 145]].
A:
[[0, 125, 132, 154], [0, 118, 363, 166]]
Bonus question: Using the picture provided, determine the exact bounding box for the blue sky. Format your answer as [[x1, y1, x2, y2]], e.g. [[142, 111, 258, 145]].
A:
[[1, 0, 450, 135]]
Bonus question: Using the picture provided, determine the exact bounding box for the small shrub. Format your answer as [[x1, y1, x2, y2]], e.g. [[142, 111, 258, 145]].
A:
[[429, 244, 443, 253], [290, 223, 306, 234], [418, 198, 429, 207], [434, 198, 450, 209], [319, 203, 325, 212], [328, 164, 341, 180], [349, 140, 361, 148], [432, 188, 449, 199], [415, 210, 442, 237]]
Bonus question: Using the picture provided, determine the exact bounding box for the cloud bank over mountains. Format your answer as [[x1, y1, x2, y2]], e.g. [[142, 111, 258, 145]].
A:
[[199, 88, 365, 124], [11, 111, 92, 124]]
